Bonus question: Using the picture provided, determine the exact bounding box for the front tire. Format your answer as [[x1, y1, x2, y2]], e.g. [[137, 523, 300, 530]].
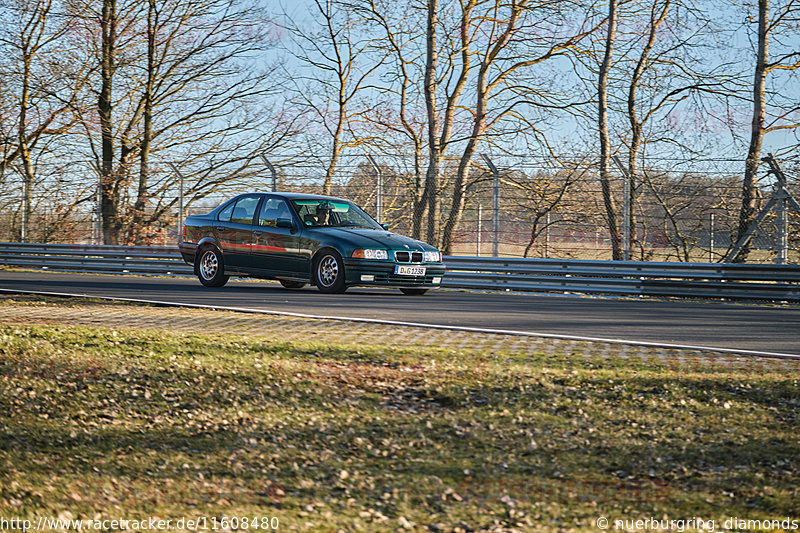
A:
[[196, 247, 229, 287], [400, 288, 428, 295], [314, 250, 347, 294]]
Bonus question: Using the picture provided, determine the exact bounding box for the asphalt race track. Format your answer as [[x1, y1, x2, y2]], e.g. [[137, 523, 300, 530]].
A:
[[1, 270, 799, 355]]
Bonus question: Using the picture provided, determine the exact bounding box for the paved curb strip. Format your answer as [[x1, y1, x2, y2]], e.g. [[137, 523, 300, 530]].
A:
[[1, 287, 798, 361], [1, 291, 799, 372]]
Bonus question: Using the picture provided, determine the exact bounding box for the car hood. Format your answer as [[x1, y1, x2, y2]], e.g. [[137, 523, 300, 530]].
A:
[[310, 227, 435, 251]]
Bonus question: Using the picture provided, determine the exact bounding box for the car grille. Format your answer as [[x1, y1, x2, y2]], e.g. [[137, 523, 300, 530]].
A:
[[372, 272, 436, 285], [395, 251, 423, 263], [350, 263, 444, 286], [388, 274, 429, 284]]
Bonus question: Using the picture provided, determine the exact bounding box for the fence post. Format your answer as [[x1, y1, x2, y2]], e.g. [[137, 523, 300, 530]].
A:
[[477, 203, 482, 257], [21, 177, 28, 243], [612, 155, 631, 261], [726, 154, 799, 263], [763, 153, 789, 264], [167, 162, 185, 241], [259, 154, 277, 192], [709, 213, 715, 263], [776, 180, 788, 265], [89, 163, 104, 245], [545, 211, 551, 258], [366, 155, 383, 223], [97, 181, 102, 245], [480, 153, 499, 257], [15, 165, 28, 243]]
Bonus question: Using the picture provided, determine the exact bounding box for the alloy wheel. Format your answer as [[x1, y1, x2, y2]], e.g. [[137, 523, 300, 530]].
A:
[[200, 250, 218, 280], [317, 255, 339, 287]]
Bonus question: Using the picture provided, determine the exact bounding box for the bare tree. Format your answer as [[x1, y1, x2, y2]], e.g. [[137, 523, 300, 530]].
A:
[[598, 0, 622, 259], [67, 0, 288, 243], [734, 0, 800, 261], [357, 0, 428, 238], [422, 0, 473, 247], [439, 0, 598, 254], [622, 0, 671, 256], [617, 0, 728, 259], [85, 0, 142, 243], [641, 169, 716, 261], [421, 0, 441, 244], [283, 0, 387, 195], [0, 0, 85, 240], [127, 0, 292, 242], [511, 163, 590, 258]]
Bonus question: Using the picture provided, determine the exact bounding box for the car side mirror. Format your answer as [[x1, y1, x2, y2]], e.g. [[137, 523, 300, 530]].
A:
[[381, 223, 389, 230], [277, 218, 294, 229]]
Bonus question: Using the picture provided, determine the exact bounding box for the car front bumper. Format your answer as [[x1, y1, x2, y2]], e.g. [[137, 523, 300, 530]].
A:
[[344, 259, 445, 288]]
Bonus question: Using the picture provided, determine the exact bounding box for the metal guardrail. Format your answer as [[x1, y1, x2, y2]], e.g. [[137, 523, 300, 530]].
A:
[[2, 242, 800, 301], [443, 256, 800, 301], [0, 243, 193, 276]]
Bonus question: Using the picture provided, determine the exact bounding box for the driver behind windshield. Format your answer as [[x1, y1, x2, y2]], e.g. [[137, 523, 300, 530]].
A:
[[316, 204, 332, 226], [290, 199, 380, 229]]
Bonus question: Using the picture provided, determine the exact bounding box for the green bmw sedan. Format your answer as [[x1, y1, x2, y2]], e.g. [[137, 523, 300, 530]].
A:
[[178, 192, 445, 294]]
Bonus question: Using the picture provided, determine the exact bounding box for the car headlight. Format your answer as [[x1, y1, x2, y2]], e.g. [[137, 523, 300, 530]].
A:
[[352, 249, 388, 260], [424, 251, 441, 262]]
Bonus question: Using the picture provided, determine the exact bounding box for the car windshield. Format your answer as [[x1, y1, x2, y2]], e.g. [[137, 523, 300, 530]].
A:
[[291, 199, 381, 229]]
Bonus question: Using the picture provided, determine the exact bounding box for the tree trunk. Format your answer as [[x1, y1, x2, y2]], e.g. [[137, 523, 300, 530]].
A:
[[323, 98, 346, 196], [133, 0, 156, 244], [598, 0, 622, 260], [100, 0, 119, 244], [735, 0, 769, 263], [411, 141, 427, 239], [523, 217, 541, 258], [19, 46, 34, 243], [441, 72, 486, 254], [627, 0, 670, 260], [422, 0, 440, 245]]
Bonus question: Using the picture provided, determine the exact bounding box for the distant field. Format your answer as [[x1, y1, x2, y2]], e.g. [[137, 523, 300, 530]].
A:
[[0, 307, 798, 531]]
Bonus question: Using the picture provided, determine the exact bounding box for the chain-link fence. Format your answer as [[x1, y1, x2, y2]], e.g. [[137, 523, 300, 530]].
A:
[[1, 155, 798, 263]]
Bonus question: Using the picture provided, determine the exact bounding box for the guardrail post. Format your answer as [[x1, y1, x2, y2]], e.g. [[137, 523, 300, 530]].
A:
[[481, 153, 499, 257], [260, 154, 277, 192], [366, 155, 383, 224]]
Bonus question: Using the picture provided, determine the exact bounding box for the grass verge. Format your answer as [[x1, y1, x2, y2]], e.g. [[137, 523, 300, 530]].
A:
[[0, 322, 798, 532]]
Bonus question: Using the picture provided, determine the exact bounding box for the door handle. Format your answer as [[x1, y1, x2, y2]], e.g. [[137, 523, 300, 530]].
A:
[[216, 226, 225, 232], [253, 231, 263, 237]]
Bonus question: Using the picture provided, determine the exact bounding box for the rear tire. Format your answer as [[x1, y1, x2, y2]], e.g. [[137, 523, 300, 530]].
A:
[[400, 288, 428, 295], [196, 247, 229, 287], [314, 249, 347, 294], [279, 280, 306, 289]]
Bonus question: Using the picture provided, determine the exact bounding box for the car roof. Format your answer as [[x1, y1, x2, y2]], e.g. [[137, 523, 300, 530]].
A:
[[234, 192, 351, 203]]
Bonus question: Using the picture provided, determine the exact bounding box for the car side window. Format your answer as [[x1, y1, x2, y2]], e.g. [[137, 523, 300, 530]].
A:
[[217, 201, 235, 222], [257, 198, 292, 227], [230, 196, 260, 225], [293, 204, 315, 226]]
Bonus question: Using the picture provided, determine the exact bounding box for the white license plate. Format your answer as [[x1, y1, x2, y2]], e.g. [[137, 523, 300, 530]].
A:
[[395, 265, 426, 276]]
